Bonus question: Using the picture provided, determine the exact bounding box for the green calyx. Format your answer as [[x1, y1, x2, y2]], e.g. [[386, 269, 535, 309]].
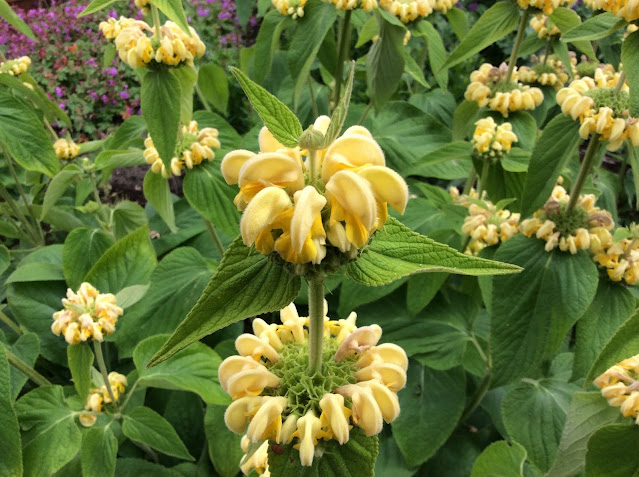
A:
[[490, 79, 519, 94], [541, 201, 589, 237], [585, 87, 630, 117], [576, 61, 598, 79], [174, 130, 198, 157], [533, 63, 559, 76], [263, 339, 358, 416]]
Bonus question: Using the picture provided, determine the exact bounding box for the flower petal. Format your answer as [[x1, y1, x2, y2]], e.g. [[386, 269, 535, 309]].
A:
[[290, 186, 327, 253], [321, 132, 385, 183], [258, 126, 285, 153], [357, 165, 409, 214], [238, 152, 305, 192], [221, 149, 255, 185], [240, 187, 292, 247]]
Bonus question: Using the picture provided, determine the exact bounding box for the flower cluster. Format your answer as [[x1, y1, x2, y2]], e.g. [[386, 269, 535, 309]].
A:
[[79, 372, 128, 427], [219, 302, 407, 467], [0, 56, 31, 76], [461, 200, 521, 255], [519, 181, 614, 254], [134, 0, 151, 15], [465, 63, 544, 117], [530, 14, 560, 38], [434, 0, 458, 13], [144, 120, 221, 178], [53, 138, 80, 160], [557, 74, 639, 151], [594, 355, 639, 424], [516, 0, 575, 15], [51, 282, 123, 344], [326, 0, 378, 11], [593, 233, 639, 285], [518, 55, 572, 89], [100, 18, 206, 69], [272, 0, 307, 18], [472, 117, 518, 160], [593, 0, 639, 21], [221, 118, 409, 266], [379, 0, 436, 23]]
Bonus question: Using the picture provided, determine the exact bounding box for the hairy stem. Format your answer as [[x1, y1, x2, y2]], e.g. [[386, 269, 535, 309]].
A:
[[93, 341, 116, 405], [4, 345, 51, 386], [506, 9, 531, 83], [0, 309, 22, 336], [204, 219, 226, 258], [566, 134, 601, 213], [615, 70, 627, 95], [307, 277, 325, 375], [151, 4, 163, 40], [332, 9, 352, 112]]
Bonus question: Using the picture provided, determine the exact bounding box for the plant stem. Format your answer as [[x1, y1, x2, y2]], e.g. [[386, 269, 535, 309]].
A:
[[0, 206, 36, 246], [204, 219, 225, 258], [308, 149, 319, 186], [506, 9, 531, 83], [4, 346, 51, 386], [357, 102, 373, 125], [462, 168, 478, 196], [308, 77, 319, 119], [477, 161, 489, 198], [93, 341, 116, 405], [5, 152, 44, 244], [43, 119, 59, 141], [307, 277, 325, 375], [566, 134, 601, 213], [459, 338, 491, 424], [119, 381, 139, 411], [542, 39, 552, 65], [615, 70, 627, 95], [151, 4, 162, 40], [0, 185, 41, 246], [332, 9, 352, 112], [618, 153, 629, 186], [0, 309, 22, 336]]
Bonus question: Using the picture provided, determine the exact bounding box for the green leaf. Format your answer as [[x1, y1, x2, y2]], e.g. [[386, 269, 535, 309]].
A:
[[452, 100, 480, 141], [143, 169, 177, 233], [471, 441, 527, 477], [84, 226, 157, 295], [491, 235, 598, 387], [141, 69, 182, 172], [114, 284, 150, 309], [152, 0, 191, 34], [585, 424, 639, 477], [16, 386, 81, 477], [63, 228, 115, 291], [8, 332, 39, 400], [81, 426, 118, 477], [587, 307, 639, 385], [115, 458, 183, 476], [573, 280, 635, 379], [346, 217, 521, 287], [197, 63, 229, 115], [287, 0, 337, 110], [502, 378, 579, 472], [78, 0, 119, 16], [111, 247, 213, 358], [622, 30, 639, 117], [446, 7, 469, 40], [67, 343, 94, 401], [172, 66, 197, 124], [403, 50, 430, 89], [391, 361, 466, 467], [182, 161, 240, 237], [367, 13, 406, 110], [0, 244, 9, 276], [147, 238, 301, 367], [322, 63, 355, 148], [108, 115, 147, 150], [547, 392, 621, 477], [250, 10, 292, 84], [205, 405, 244, 477], [123, 406, 194, 460], [268, 427, 378, 477], [520, 114, 582, 218], [356, 15, 379, 47], [415, 21, 447, 90], [94, 150, 146, 173], [133, 334, 227, 404], [0, 92, 59, 177], [0, 0, 36, 39], [338, 278, 407, 317], [6, 262, 64, 283], [561, 12, 626, 42], [406, 272, 448, 315], [550, 7, 596, 59], [0, 344, 22, 477], [230, 67, 302, 148], [407, 141, 473, 180], [112, 201, 148, 241], [443, 2, 521, 69]]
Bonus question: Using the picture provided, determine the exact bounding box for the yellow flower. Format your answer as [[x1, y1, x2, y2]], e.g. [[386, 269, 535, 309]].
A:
[[472, 117, 518, 159], [240, 438, 270, 475], [593, 235, 639, 285], [379, 0, 436, 23], [219, 302, 407, 467], [595, 355, 639, 424], [460, 199, 521, 255], [0, 56, 30, 76], [464, 63, 544, 117], [272, 0, 307, 18], [145, 121, 220, 178], [519, 55, 572, 89], [222, 120, 409, 264], [53, 138, 80, 161], [80, 371, 127, 427], [594, 0, 639, 21], [328, 0, 378, 10], [134, 0, 150, 15], [52, 282, 123, 344], [516, 0, 575, 15], [530, 14, 560, 39], [556, 74, 638, 152], [434, 0, 458, 13]]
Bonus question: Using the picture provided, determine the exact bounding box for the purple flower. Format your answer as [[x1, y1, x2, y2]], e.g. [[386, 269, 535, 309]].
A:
[[55, 86, 63, 97], [58, 103, 66, 109], [105, 67, 118, 76], [119, 91, 129, 99]]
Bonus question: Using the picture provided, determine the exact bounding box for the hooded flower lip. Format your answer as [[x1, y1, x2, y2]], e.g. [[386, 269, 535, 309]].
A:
[[516, 0, 574, 15], [593, 0, 639, 21], [80, 372, 127, 427], [595, 354, 639, 424], [379, 0, 436, 23], [218, 302, 407, 467]]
